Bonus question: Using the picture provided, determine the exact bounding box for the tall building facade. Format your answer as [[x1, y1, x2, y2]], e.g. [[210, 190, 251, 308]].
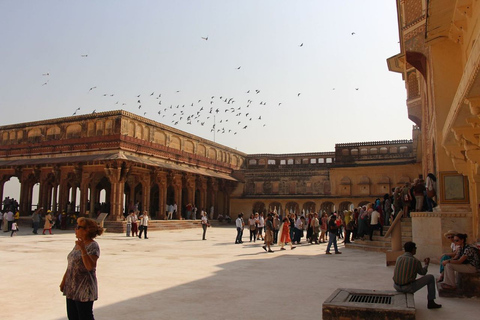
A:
[[388, 0, 480, 258]]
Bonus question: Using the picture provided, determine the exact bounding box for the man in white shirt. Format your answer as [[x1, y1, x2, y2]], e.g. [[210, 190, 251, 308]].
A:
[[6, 209, 14, 231], [293, 216, 305, 244], [235, 213, 244, 244], [369, 208, 383, 241]]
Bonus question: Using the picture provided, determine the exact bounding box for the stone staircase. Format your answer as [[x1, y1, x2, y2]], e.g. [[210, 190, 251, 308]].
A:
[[104, 219, 204, 233], [345, 218, 412, 253]]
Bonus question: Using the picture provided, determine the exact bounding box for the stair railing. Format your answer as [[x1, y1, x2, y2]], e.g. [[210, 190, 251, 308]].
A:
[[384, 210, 403, 252]]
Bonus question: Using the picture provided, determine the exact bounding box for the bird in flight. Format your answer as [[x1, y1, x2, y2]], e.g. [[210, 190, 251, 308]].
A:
[[297, 93, 301, 96], [355, 88, 359, 90], [81, 54, 88, 57], [299, 43, 303, 47], [237, 66, 241, 70], [201, 36, 208, 41], [351, 32, 356, 35], [42, 81, 49, 86], [42, 73, 50, 76]]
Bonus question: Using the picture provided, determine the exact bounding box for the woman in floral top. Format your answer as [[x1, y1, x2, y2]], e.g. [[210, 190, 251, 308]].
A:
[[441, 233, 480, 290], [60, 217, 103, 320]]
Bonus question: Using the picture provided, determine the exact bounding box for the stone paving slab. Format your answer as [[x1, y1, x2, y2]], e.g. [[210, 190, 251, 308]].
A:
[[1, 226, 478, 320]]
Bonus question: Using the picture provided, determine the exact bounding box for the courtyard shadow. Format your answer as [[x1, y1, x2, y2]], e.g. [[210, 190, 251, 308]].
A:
[[52, 250, 364, 320]]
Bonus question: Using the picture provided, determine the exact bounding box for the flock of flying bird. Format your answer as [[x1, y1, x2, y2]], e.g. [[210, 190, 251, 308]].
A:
[[40, 33, 360, 138]]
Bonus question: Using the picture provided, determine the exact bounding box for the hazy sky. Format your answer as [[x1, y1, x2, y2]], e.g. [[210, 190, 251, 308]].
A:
[[0, 0, 411, 155]]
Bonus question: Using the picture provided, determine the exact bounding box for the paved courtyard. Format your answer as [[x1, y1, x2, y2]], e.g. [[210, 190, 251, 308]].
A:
[[1, 225, 479, 320]]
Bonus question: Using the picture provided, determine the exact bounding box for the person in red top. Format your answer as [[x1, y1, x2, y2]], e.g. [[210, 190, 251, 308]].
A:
[[278, 217, 296, 250]]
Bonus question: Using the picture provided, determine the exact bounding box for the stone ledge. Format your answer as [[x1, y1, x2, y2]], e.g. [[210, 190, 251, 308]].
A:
[[322, 288, 415, 320], [438, 272, 480, 298]]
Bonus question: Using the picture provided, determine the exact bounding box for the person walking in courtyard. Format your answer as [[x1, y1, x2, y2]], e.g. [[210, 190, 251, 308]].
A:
[[201, 211, 209, 240], [60, 217, 103, 320], [43, 210, 54, 235], [235, 213, 244, 244], [278, 217, 296, 250], [10, 221, 18, 236], [262, 213, 274, 252], [309, 212, 320, 244], [131, 210, 138, 237], [393, 241, 441, 309], [138, 211, 149, 239], [32, 207, 41, 234], [126, 210, 133, 237], [257, 212, 265, 241], [5, 208, 14, 231], [293, 215, 305, 244], [273, 213, 280, 244], [248, 213, 257, 242], [325, 214, 341, 254], [319, 212, 328, 243]]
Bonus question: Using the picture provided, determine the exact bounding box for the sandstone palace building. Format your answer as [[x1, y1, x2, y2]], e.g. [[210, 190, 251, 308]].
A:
[[2, 0, 480, 260], [0, 110, 421, 223]]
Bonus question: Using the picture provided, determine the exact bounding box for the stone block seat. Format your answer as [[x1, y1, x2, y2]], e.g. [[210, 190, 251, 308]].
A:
[[322, 288, 415, 320], [438, 271, 480, 298]]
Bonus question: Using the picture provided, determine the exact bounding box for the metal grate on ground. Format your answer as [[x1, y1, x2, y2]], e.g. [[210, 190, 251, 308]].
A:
[[348, 293, 392, 305]]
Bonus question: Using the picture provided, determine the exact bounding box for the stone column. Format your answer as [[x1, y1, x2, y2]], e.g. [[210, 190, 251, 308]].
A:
[[38, 170, 50, 211], [208, 178, 218, 219], [170, 172, 183, 219], [141, 174, 151, 216], [0, 175, 10, 209], [104, 161, 130, 221], [155, 170, 168, 220], [19, 169, 36, 214], [185, 173, 196, 208], [80, 172, 91, 216], [197, 176, 207, 212], [58, 168, 72, 215]]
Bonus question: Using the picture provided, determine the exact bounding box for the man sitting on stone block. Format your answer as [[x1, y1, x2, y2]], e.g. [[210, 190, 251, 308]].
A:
[[393, 241, 442, 309]]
